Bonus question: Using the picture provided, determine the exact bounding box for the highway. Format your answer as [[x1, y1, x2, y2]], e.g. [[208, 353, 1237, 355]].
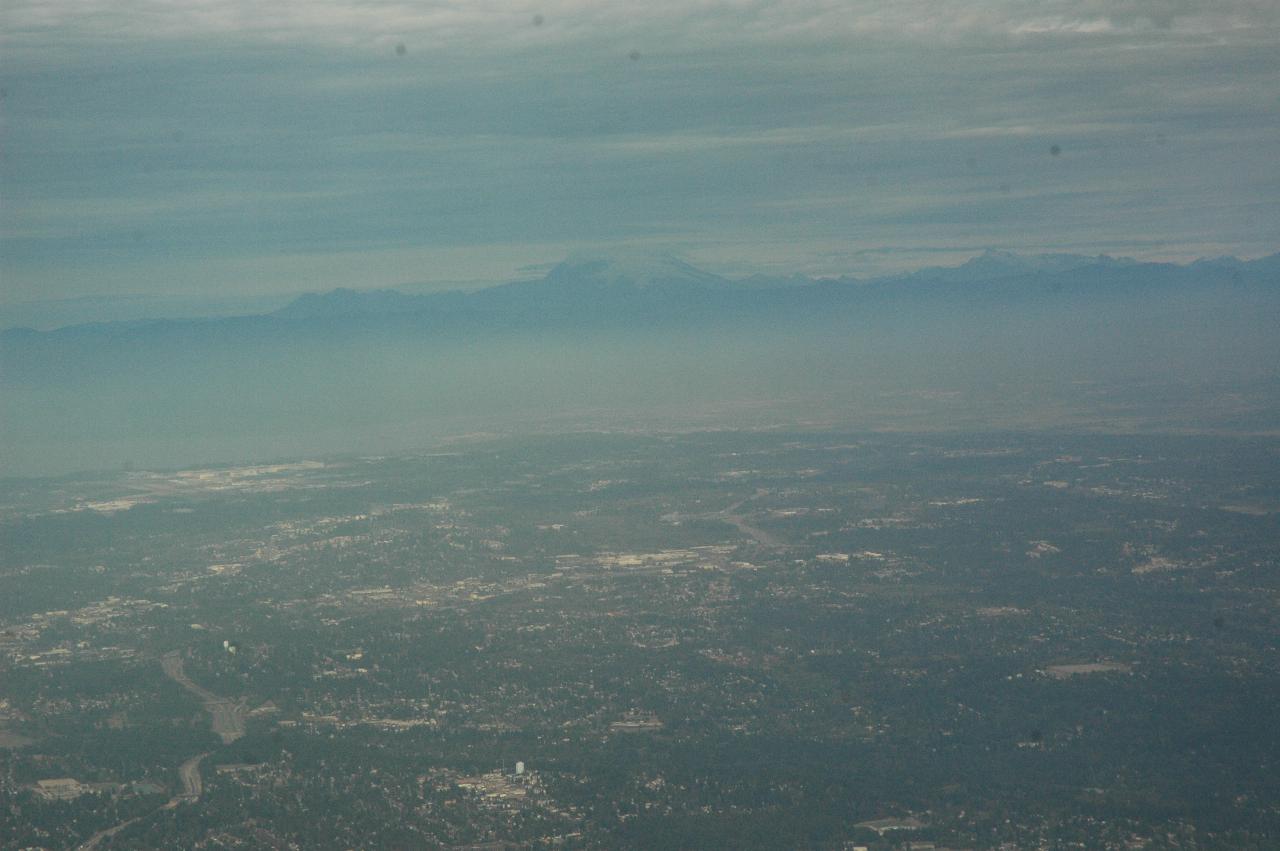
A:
[[677, 489, 787, 549], [76, 652, 242, 848], [161, 651, 246, 744], [76, 753, 208, 850]]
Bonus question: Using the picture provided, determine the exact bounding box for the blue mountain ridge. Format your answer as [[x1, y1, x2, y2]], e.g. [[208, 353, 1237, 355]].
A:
[[2, 250, 1277, 352]]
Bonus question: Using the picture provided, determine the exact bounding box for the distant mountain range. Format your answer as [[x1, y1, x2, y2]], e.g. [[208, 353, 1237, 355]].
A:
[[4, 248, 1279, 478], [253, 248, 1280, 326], [3, 249, 1278, 379], [5, 249, 1279, 336], [0, 292, 300, 333]]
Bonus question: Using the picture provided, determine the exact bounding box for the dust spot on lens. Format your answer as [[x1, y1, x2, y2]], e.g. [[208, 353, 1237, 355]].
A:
[[532, 14, 544, 26], [1049, 144, 1062, 156], [998, 182, 1012, 194], [629, 50, 642, 61], [395, 42, 407, 56]]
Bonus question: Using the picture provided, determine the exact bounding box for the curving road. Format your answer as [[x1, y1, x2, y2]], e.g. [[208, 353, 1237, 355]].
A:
[[681, 489, 786, 548], [77, 652, 240, 849], [167, 753, 207, 807], [161, 651, 246, 744], [76, 753, 208, 850], [77, 816, 142, 851]]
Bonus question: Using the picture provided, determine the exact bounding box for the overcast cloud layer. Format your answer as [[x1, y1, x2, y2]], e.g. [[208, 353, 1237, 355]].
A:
[[2, 0, 1279, 300]]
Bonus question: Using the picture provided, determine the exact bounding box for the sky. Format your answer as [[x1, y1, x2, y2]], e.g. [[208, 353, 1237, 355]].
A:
[[2, 0, 1279, 303]]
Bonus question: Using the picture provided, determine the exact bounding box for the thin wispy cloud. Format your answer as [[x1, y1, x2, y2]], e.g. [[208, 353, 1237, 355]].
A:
[[5, 1, 1276, 50], [2, 1, 1278, 300]]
